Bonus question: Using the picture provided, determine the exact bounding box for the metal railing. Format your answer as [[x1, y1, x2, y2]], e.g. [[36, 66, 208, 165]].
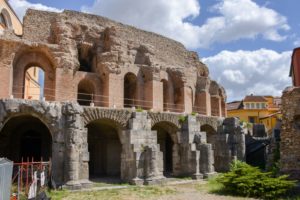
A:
[[11, 85, 223, 116]]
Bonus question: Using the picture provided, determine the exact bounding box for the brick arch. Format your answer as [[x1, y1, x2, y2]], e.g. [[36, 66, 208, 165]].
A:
[[12, 47, 56, 101], [82, 107, 133, 129], [148, 112, 180, 129]]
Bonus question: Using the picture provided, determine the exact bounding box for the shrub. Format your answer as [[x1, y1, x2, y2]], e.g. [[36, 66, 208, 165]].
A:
[[216, 160, 296, 199], [136, 107, 144, 112], [178, 115, 187, 123]]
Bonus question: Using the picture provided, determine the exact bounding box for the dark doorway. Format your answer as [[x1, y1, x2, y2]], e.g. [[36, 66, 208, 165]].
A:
[[152, 122, 178, 176], [0, 115, 52, 162], [87, 119, 121, 178], [124, 73, 137, 108]]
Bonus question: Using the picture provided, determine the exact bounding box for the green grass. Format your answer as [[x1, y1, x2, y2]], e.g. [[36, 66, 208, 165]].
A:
[[47, 185, 176, 200]]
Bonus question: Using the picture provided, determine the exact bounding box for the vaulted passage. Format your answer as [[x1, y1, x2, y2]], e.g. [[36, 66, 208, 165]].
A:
[[152, 122, 179, 176], [0, 115, 52, 162], [87, 119, 122, 178]]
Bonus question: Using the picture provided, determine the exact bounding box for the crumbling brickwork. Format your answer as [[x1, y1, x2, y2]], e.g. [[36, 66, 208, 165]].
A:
[[0, 9, 245, 188]]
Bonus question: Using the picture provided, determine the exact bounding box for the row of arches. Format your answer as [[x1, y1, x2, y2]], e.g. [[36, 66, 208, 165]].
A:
[[9, 49, 225, 116], [0, 115, 217, 179]]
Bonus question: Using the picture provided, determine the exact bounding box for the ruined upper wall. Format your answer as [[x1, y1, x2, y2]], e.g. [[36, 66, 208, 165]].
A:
[[22, 9, 208, 72]]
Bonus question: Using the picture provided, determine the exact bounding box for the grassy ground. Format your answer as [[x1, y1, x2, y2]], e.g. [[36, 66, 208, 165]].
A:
[[47, 185, 177, 200], [47, 179, 255, 200]]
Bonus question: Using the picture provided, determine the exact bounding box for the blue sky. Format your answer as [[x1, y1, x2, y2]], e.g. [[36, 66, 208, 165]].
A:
[[8, 0, 299, 101]]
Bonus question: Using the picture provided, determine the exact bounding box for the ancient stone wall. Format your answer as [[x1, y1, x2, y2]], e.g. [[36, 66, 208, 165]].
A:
[[0, 99, 246, 188], [280, 87, 300, 179]]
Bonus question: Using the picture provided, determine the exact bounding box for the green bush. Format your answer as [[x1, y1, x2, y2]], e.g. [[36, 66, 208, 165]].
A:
[[216, 160, 296, 199], [178, 115, 187, 123], [136, 107, 144, 112]]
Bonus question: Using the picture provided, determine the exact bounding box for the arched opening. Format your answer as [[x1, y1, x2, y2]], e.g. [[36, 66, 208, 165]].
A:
[[24, 66, 45, 100], [0, 115, 52, 162], [0, 9, 12, 29], [87, 119, 122, 179], [161, 79, 169, 111], [13, 50, 56, 101], [152, 122, 179, 176], [78, 43, 94, 72], [0, 13, 7, 28], [201, 125, 217, 145], [124, 72, 137, 108], [77, 79, 95, 106]]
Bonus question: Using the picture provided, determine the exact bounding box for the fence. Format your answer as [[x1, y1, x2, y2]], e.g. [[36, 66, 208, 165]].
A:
[[11, 159, 51, 200], [0, 158, 13, 200], [12, 85, 221, 116]]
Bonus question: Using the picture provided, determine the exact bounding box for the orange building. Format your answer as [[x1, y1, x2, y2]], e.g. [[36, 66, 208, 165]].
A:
[[24, 67, 42, 100], [227, 95, 281, 132]]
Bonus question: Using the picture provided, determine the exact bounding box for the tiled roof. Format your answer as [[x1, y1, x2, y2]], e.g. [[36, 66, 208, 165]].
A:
[[243, 95, 268, 102], [226, 101, 242, 111]]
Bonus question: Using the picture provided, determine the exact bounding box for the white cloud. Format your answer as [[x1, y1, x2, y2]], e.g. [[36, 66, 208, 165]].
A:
[[82, 0, 289, 49], [203, 49, 292, 101], [222, 70, 246, 84], [8, 0, 62, 21]]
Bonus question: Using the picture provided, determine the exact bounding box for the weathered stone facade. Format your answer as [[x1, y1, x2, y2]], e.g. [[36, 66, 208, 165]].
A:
[[0, 9, 245, 188], [280, 87, 300, 179]]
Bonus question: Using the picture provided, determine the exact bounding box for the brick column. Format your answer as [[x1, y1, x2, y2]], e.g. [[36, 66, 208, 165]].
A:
[[107, 73, 123, 108], [55, 68, 75, 101], [0, 67, 12, 98], [184, 86, 193, 114], [194, 91, 211, 116]]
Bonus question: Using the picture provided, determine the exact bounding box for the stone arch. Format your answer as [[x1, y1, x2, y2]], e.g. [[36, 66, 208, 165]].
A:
[[0, 114, 52, 162], [197, 115, 221, 132], [148, 112, 180, 128], [152, 121, 180, 176], [82, 107, 132, 129], [13, 48, 56, 101], [86, 118, 123, 179], [200, 124, 217, 144], [0, 8, 12, 29]]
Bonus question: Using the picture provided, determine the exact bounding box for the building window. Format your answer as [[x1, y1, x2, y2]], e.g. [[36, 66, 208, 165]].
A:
[[249, 116, 255, 123], [256, 103, 260, 109], [0, 13, 7, 28], [251, 103, 255, 109]]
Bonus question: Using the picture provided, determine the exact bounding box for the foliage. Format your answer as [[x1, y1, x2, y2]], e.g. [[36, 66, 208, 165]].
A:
[[216, 160, 296, 199], [178, 115, 187, 123], [136, 107, 144, 112], [191, 112, 197, 116]]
